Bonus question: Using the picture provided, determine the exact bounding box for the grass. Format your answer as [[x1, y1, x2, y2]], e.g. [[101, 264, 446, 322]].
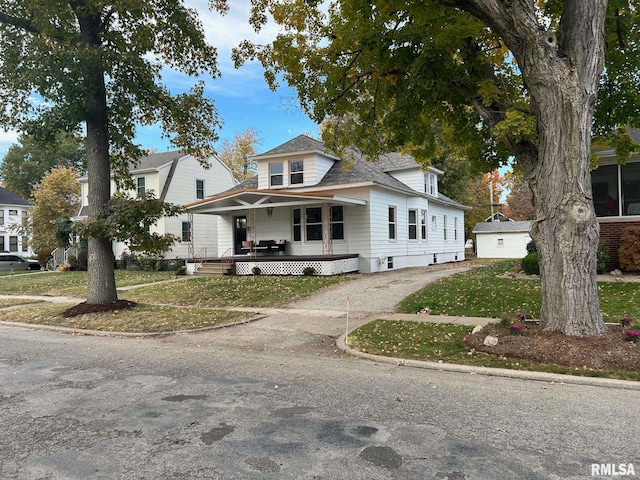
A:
[[0, 303, 254, 333], [0, 298, 45, 308], [0, 270, 177, 297], [398, 260, 640, 322], [123, 274, 348, 308], [348, 319, 640, 381]]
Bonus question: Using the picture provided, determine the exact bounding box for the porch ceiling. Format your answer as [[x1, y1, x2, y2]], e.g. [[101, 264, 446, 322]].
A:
[[185, 189, 366, 214]]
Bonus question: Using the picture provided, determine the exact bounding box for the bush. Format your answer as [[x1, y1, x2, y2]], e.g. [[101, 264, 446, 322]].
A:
[[251, 266, 261, 276], [597, 239, 609, 274], [526, 240, 537, 254], [175, 266, 187, 276], [302, 266, 316, 276], [619, 226, 640, 271], [77, 250, 88, 270], [521, 252, 540, 275]]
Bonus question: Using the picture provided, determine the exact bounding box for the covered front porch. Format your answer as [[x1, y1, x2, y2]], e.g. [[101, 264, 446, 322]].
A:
[[184, 189, 367, 275]]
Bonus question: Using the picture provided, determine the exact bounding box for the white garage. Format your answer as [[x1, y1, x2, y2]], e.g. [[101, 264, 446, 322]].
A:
[[472, 221, 532, 259]]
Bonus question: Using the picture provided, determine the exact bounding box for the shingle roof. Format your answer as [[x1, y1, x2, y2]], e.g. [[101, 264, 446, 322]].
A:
[[133, 150, 186, 171], [253, 135, 331, 158], [472, 221, 531, 233], [630, 128, 640, 144], [221, 141, 467, 209], [0, 187, 30, 206]]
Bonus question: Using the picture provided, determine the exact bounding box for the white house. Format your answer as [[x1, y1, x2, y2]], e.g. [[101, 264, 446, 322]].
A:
[[472, 220, 532, 259], [0, 187, 33, 256], [76, 151, 236, 260], [185, 135, 469, 275]]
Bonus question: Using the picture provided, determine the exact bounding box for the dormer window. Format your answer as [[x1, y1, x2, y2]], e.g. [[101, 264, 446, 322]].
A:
[[290, 161, 304, 184], [425, 173, 437, 196], [270, 162, 283, 187]]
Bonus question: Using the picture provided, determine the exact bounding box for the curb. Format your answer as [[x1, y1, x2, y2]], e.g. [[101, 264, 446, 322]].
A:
[[336, 333, 640, 391], [0, 314, 268, 338]]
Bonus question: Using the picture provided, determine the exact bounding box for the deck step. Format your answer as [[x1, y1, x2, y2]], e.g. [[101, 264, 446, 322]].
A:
[[195, 262, 235, 276]]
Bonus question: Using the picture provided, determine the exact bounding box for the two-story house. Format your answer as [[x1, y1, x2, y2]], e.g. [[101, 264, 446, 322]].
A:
[[185, 135, 469, 275], [76, 151, 236, 260], [0, 187, 32, 256]]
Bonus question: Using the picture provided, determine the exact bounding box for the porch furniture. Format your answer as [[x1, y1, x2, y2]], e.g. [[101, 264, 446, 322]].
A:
[[255, 240, 276, 253], [274, 239, 286, 255], [240, 240, 255, 254]]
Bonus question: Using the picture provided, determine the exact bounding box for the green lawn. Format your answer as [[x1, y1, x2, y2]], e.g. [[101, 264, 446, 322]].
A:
[[123, 274, 349, 308], [0, 270, 176, 297], [398, 260, 640, 322]]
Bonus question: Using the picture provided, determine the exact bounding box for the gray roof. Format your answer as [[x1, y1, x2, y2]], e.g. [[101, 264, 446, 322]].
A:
[[0, 187, 30, 206], [222, 139, 467, 209], [254, 135, 330, 158], [472, 220, 531, 234], [133, 150, 186, 171], [630, 128, 640, 144]]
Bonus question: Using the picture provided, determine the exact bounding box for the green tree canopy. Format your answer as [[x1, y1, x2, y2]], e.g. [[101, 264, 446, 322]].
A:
[[0, 131, 86, 199], [0, 1, 228, 304], [238, 0, 640, 335]]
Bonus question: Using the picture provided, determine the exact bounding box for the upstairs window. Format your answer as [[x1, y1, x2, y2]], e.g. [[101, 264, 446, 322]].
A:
[[270, 162, 283, 187], [290, 161, 304, 184], [196, 179, 205, 199], [0, 210, 4, 225], [8, 209, 17, 216], [137, 177, 146, 196]]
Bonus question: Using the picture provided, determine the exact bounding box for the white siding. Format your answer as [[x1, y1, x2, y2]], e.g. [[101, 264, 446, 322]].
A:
[[388, 168, 424, 193], [426, 201, 466, 264], [476, 232, 531, 259], [256, 153, 337, 189], [0, 204, 33, 256]]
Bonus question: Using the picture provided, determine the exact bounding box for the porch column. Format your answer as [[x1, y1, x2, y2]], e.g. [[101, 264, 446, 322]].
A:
[[322, 203, 333, 255]]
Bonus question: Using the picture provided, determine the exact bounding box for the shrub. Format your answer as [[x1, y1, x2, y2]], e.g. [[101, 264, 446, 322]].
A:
[[521, 252, 539, 275], [526, 240, 537, 254], [67, 255, 79, 270], [597, 239, 609, 274], [251, 266, 261, 276], [175, 266, 187, 276], [77, 250, 88, 270], [302, 266, 316, 276], [619, 226, 640, 272]]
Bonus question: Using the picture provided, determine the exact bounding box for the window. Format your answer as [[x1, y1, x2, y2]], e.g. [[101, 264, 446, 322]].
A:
[[408, 209, 418, 240], [331, 206, 344, 240], [427, 174, 436, 196], [21, 236, 28, 252], [196, 179, 205, 200], [454, 217, 458, 241], [387, 256, 394, 269], [9, 236, 17, 252], [591, 162, 640, 216], [497, 238, 505, 247], [431, 215, 437, 231], [388, 206, 396, 240], [270, 162, 283, 187], [421, 210, 427, 240], [306, 207, 323, 241], [293, 208, 302, 241], [8, 209, 17, 216], [181, 221, 191, 242], [290, 161, 304, 184], [0, 210, 3, 225], [137, 177, 146, 196], [443, 215, 448, 241], [0, 237, 4, 251]]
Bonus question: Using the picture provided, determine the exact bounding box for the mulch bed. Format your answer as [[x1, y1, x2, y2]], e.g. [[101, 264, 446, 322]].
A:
[[63, 300, 138, 318], [463, 322, 640, 373]]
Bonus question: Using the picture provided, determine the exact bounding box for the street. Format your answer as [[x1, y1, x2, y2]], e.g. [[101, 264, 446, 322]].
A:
[[1, 315, 638, 480]]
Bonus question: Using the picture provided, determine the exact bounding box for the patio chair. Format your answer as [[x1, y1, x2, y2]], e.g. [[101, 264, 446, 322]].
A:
[[240, 240, 254, 254], [274, 239, 286, 255], [254, 240, 275, 254]]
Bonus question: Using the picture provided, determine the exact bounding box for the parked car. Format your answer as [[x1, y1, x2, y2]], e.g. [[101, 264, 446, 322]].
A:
[[0, 254, 41, 272]]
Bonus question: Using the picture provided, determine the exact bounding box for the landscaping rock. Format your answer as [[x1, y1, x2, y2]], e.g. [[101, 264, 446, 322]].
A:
[[483, 335, 499, 347]]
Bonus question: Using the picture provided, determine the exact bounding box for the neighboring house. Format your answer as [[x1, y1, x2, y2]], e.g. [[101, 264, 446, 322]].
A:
[[0, 187, 32, 256], [76, 151, 236, 260], [591, 128, 640, 270], [185, 135, 469, 275], [472, 221, 532, 259]]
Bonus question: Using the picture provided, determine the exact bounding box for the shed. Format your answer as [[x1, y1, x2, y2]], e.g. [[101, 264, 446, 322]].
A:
[[472, 221, 532, 259]]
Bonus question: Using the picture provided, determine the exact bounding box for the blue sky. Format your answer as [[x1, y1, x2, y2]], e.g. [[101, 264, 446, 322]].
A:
[[0, 1, 319, 159]]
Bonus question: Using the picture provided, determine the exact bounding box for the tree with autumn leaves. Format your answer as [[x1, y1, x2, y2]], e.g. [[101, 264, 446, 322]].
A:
[[237, 0, 640, 335]]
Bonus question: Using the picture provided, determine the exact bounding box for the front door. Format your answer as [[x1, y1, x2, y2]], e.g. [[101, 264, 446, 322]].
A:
[[233, 216, 247, 254]]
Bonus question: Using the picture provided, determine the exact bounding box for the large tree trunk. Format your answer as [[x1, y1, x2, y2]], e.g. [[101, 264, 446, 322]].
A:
[[78, 10, 118, 304], [447, 0, 609, 335]]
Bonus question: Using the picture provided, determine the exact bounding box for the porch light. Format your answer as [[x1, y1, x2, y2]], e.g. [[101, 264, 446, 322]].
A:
[[266, 206, 274, 217]]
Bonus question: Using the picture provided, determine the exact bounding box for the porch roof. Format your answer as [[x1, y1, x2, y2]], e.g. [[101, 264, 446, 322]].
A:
[[184, 188, 367, 214]]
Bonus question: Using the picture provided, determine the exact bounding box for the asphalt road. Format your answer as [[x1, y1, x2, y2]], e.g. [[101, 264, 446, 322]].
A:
[[1, 317, 638, 480], [2, 264, 639, 479]]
